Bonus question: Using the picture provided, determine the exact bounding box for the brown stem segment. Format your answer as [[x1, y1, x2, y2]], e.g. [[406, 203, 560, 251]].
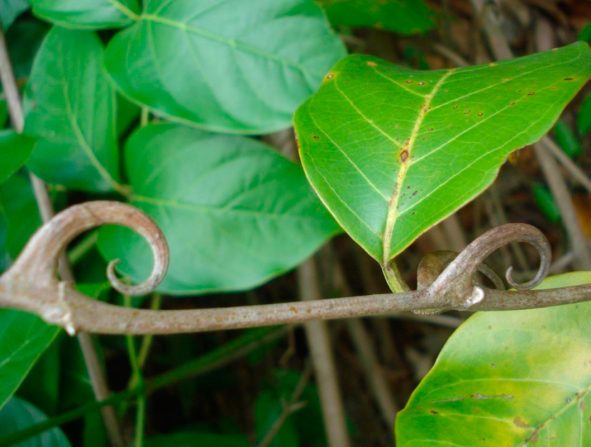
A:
[[0, 201, 590, 335]]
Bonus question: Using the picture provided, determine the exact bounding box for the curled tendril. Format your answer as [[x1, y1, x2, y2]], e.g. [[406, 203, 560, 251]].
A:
[[8, 201, 169, 296], [425, 224, 551, 308], [417, 251, 505, 291]]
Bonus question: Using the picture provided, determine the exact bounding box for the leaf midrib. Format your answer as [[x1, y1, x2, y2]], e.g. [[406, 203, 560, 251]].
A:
[[132, 194, 319, 222]]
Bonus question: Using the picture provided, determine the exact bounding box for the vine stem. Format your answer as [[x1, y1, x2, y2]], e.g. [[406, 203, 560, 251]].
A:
[[0, 25, 125, 447], [1, 201, 591, 335]]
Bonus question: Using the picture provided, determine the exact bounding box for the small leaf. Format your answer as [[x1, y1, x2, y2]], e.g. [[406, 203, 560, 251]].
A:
[[32, 0, 139, 29], [97, 123, 339, 294], [319, 0, 435, 35], [0, 311, 60, 410], [24, 27, 120, 193], [532, 183, 561, 223], [0, 0, 30, 30], [0, 130, 34, 185], [104, 0, 346, 134], [295, 43, 591, 266], [0, 174, 41, 260], [553, 119, 582, 158], [577, 93, 591, 135], [0, 397, 71, 446], [396, 272, 591, 446]]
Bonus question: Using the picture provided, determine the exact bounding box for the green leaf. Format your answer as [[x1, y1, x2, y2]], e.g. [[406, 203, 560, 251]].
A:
[[24, 27, 120, 193], [32, 0, 139, 29], [295, 43, 591, 265], [577, 93, 591, 135], [0, 397, 71, 446], [396, 271, 591, 446], [256, 390, 299, 447], [144, 432, 249, 447], [104, 0, 346, 134], [553, 119, 582, 158], [97, 123, 339, 294], [532, 183, 561, 223], [0, 0, 30, 30], [319, 0, 435, 35], [0, 311, 60, 410], [0, 174, 41, 260], [0, 130, 35, 185]]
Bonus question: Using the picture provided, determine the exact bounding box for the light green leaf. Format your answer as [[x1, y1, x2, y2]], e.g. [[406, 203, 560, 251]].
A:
[[396, 271, 591, 446], [0, 397, 71, 446], [24, 27, 120, 193], [319, 0, 434, 34], [97, 123, 340, 294], [0, 0, 30, 30], [0, 130, 35, 185], [0, 311, 60, 410], [104, 0, 346, 134], [295, 43, 591, 266], [32, 0, 139, 29]]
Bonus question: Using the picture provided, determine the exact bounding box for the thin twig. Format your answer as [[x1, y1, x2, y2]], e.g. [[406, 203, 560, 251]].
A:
[[0, 25, 124, 447], [257, 366, 311, 447], [297, 258, 350, 447]]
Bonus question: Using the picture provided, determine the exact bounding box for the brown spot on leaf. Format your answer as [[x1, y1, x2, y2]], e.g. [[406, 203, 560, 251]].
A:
[[513, 417, 529, 428], [430, 409, 439, 415], [405, 79, 413, 84], [367, 61, 377, 67], [312, 135, 320, 141], [417, 81, 425, 86], [477, 111, 484, 117], [400, 150, 409, 162], [563, 77, 575, 81], [324, 72, 335, 81], [527, 91, 536, 96]]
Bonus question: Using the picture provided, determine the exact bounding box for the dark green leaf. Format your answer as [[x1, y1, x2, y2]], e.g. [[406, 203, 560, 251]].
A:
[[0, 130, 35, 185], [532, 183, 561, 223], [98, 123, 339, 294], [319, 0, 435, 35], [579, 22, 591, 43], [396, 272, 591, 446], [0, 174, 41, 260], [295, 43, 591, 265], [32, 0, 139, 29], [0, 311, 60, 409], [145, 432, 249, 447], [577, 93, 591, 135], [0, 397, 71, 446], [104, 0, 346, 134], [256, 390, 299, 447], [0, 0, 30, 30], [6, 18, 49, 80], [24, 27, 120, 192], [553, 119, 581, 158]]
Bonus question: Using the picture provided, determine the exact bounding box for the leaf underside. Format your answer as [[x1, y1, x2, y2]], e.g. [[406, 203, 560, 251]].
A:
[[295, 42, 591, 265], [396, 272, 591, 446]]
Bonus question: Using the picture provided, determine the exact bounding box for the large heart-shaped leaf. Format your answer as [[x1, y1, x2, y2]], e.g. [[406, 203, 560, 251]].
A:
[[0, 310, 60, 410], [295, 42, 591, 266], [104, 0, 346, 134], [318, 0, 435, 35], [24, 27, 120, 193], [97, 123, 339, 294], [32, 0, 140, 29], [396, 272, 591, 446]]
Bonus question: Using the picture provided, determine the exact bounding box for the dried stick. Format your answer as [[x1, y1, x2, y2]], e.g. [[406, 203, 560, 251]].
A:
[[297, 258, 350, 447], [0, 26, 124, 446], [473, 2, 591, 270]]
